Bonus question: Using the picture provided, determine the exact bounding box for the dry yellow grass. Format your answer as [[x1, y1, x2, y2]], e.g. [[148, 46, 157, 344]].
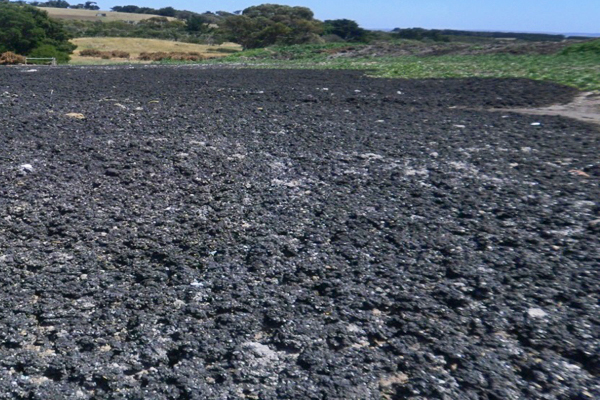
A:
[[39, 7, 176, 22], [70, 38, 241, 64]]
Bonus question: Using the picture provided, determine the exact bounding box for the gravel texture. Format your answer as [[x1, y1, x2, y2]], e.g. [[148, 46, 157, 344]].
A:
[[0, 66, 598, 400]]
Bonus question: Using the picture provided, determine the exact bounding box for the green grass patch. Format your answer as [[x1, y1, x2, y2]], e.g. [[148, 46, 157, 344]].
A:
[[560, 39, 600, 56], [218, 42, 367, 61], [371, 54, 600, 91], [190, 43, 600, 91]]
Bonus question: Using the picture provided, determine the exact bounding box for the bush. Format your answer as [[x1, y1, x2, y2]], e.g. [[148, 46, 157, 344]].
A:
[[79, 49, 102, 57], [137, 52, 205, 61], [322, 34, 345, 43], [110, 50, 130, 59], [138, 51, 162, 61], [79, 49, 131, 59], [28, 44, 71, 63], [0, 52, 27, 65], [206, 47, 239, 54], [323, 19, 369, 42], [170, 52, 205, 61]]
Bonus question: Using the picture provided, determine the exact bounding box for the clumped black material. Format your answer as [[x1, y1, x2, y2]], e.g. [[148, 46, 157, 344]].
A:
[[0, 67, 597, 400]]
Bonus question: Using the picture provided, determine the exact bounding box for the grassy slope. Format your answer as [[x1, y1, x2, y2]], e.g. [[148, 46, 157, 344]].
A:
[[208, 43, 600, 91], [39, 7, 176, 22], [70, 38, 241, 64], [371, 54, 600, 92]]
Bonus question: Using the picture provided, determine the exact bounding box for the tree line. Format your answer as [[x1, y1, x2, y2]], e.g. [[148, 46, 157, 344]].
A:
[[2, 1, 373, 53], [1, 1, 581, 64], [20, 1, 100, 10], [391, 28, 574, 42], [56, 3, 372, 49]]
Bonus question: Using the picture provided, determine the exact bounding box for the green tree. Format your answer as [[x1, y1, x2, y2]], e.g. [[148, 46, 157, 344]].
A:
[[83, 1, 99, 10], [137, 16, 170, 28], [221, 4, 323, 49], [111, 5, 140, 13], [220, 15, 256, 49], [186, 14, 213, 33], [0, 2, 75, 61], [0, 3, 43, 54], [28, 43, 69, 63], [38, 1, 71, 8], [157, 7, 176, 17], [242, 4, 314, 20], [323, 19, 368, 42]]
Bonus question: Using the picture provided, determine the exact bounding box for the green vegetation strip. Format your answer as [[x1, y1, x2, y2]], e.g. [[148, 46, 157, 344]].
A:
[[195, 44, 600, 92], [374, 54, 600, 91]]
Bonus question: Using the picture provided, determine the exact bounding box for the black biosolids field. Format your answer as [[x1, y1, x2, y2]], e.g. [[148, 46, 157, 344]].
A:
[[0, 67, 598, 399]]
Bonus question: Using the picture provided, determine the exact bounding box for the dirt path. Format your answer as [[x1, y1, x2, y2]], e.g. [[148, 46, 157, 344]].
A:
[[489, 91, 600, 126]]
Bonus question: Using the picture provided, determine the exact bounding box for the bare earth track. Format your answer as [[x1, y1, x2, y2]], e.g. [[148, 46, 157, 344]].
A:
[[490, 91, 600, 126], [0, 67, 598, 399]]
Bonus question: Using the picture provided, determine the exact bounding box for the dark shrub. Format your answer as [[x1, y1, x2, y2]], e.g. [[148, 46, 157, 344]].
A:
[[79, 49, 102, 57]]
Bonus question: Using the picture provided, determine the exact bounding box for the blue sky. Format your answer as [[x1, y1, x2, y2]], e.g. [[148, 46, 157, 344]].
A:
[[94, 1, 599, 33]]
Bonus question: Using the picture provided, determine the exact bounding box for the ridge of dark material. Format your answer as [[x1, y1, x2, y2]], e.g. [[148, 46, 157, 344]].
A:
[[0, 67, 597, 399]]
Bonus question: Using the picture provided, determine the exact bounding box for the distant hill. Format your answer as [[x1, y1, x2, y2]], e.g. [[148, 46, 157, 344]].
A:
[[564, 33, 600, 38], [38, 7, 177, 23], [394, 28, 571, 42], [388, 28, 600, 41]]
